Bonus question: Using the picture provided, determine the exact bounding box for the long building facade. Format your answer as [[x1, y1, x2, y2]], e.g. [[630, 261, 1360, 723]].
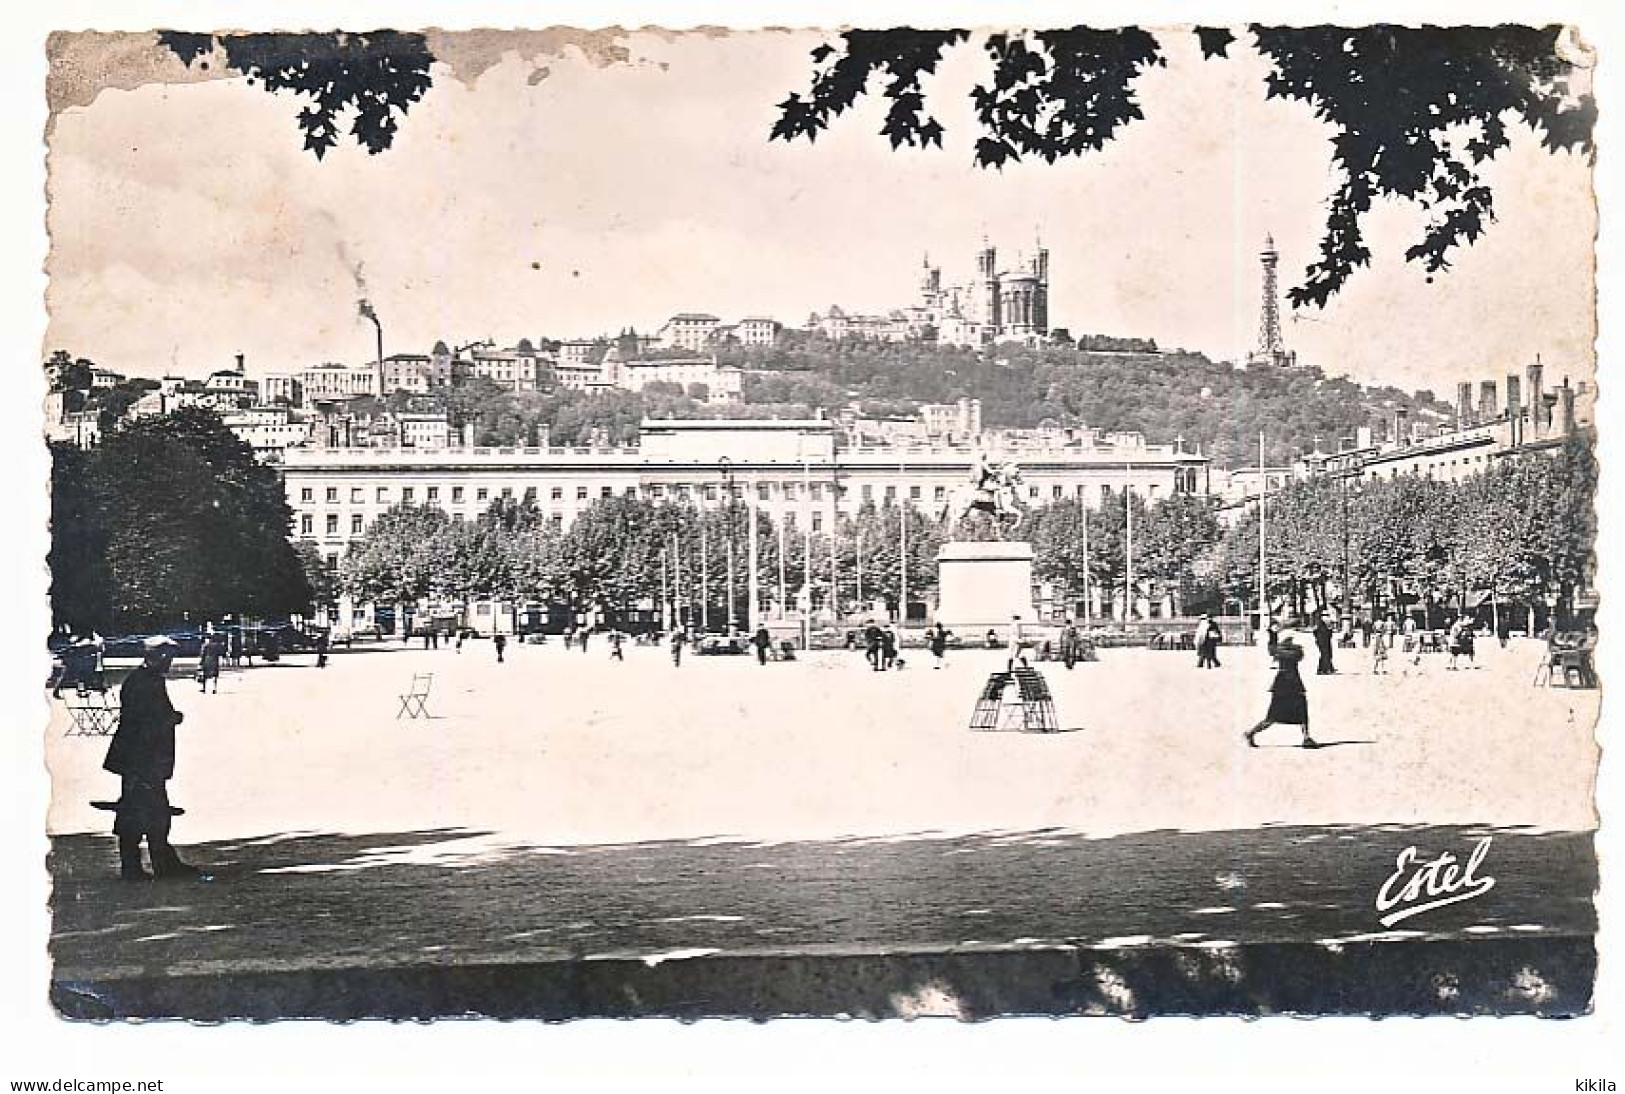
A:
[[283, 419, 1211, 570]]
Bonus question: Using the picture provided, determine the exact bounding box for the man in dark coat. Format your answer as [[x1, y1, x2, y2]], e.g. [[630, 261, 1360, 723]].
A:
[[928, 622, 949, 669], [863, 620, 883, 671], [1244, 637, 1319, 749], [103, 637, 203, 881], [752, 626, 772, 665]]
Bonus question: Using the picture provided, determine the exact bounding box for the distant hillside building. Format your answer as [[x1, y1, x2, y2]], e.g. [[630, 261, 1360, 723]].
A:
[[657, 314, 723, 352]]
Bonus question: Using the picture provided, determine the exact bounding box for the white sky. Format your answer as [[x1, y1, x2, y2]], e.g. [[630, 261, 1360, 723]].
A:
[[44, 27, 1597, 394]]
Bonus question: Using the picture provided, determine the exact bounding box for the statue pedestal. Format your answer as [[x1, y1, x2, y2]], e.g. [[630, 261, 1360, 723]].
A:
[[935, 541, 1036, 629]]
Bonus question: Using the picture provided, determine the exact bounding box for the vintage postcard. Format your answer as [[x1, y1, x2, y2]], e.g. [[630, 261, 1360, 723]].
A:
[[32, 19, 1605, 1031]]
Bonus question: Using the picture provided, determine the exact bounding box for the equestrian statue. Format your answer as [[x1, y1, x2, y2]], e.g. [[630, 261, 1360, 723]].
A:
[[940, 451, 1025, 535]]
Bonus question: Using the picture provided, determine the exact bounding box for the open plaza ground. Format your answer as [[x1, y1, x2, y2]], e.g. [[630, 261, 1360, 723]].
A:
[[44, 635, 1600, 1018]]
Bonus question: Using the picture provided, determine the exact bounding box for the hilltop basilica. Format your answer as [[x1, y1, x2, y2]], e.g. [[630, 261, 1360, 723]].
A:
[[807, 237, 1052, 348], [912, 237, 1051, 348]]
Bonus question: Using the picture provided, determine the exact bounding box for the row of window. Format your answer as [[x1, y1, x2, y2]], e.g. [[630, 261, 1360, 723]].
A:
[[1366, 453, 1491, 481], [301, 504, 867, 540], [295, 479, 1182, 509]]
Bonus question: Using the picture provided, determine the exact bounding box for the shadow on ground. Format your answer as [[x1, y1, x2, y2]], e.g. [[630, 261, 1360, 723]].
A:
[[49, 823, 1595, 1020]]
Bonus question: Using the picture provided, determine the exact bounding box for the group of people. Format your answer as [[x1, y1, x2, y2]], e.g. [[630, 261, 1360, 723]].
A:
[[857, 621, 904, 671]]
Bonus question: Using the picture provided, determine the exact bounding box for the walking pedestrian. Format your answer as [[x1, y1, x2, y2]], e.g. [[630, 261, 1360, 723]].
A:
[[227, 628, 243, 668], [53, 636, 99, 698], [1244, 636, 1319, 749], [670, 626, 688, 667], [1370, 617, 1389, 675], [1010, 615, 1030, 667], [579, 628, 591, 654], [1196, 615, 1222, 669], [610, 631, 626, 661], [102, 637, 204, 881], [1460, 619, 1477, 666], [1313, 613, 1336, 675], [196, 632, 222, 694], [1265, 619, 1281, 657], [881, 626, 898, 671], [928, 622, 949, 669], [1445, 616, 1464, 670], [315, 629, 330, 669], [494, 633, 508, 663], [752, 625, 771, 665], [863, 620, 883, 671], [455, 629, 465, 654]]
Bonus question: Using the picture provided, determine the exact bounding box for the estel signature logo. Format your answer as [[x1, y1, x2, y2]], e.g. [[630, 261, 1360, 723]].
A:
[[1375, 837, 1496, 927]]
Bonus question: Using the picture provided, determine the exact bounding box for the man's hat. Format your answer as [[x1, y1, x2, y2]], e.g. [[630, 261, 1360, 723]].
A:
[[143, 636, 179, 650], [1277, 636, 1299, 648]]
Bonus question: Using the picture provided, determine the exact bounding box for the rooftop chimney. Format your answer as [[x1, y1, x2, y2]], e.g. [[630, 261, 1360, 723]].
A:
[[1505, 374, 1522, 445], [1560, 378, 1577, 435], [234, 353, 245, 372], [1526, 359, 1546, 439], [1478, 380, 1497, 423], [1455, 382, 1474, 429]]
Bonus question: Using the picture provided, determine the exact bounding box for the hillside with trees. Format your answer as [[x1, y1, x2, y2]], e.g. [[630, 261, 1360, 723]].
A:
[[378, 335, 1447, 468]]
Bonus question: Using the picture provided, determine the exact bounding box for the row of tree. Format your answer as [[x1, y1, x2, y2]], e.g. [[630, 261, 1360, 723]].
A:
[[338, 439, 1595, 632], [1206, 437, 1597, 628], [338, 488, 1228, 626]]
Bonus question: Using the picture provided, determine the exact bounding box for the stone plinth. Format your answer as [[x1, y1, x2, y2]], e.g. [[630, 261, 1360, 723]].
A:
[[935, 541, 1036, 629]]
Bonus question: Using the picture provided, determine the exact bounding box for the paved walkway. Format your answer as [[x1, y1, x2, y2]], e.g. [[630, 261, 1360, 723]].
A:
[[44, 637, 1599, 1018]]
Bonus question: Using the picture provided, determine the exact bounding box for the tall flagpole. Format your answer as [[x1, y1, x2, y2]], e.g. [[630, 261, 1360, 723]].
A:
[[856, 527, 864, 606], [1080, 498, 1091, 624], [801, 457, 812, 619], [898, 458, 908, 626], [699, 519, 710, 633], [1124, 462, 1135, 622], [776, 505, 787, 620], [747, 477, 760, 631], [1258, 431, 1268, 643], [661, 547, 671, 632]]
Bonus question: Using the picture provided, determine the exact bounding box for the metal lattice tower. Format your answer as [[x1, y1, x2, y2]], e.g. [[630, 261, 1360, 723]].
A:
[[1256, 234, 1285, 357]]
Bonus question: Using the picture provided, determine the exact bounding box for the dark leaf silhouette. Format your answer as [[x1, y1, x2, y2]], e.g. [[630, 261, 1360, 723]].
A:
[[158, 30, 435, 159], [1195, 27, 1236, 59]]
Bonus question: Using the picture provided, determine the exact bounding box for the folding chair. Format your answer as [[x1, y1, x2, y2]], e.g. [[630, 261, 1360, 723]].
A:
[[969, 672, 1012, 731], [398, 673, 434, 719], [64, 692, 120, 737], [1013, 667, 1061, 733]]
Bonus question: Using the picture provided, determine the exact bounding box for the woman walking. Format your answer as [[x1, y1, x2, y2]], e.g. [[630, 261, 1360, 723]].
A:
[[1370, 617, 1390, 675], [1244, 637, 1319, 749]]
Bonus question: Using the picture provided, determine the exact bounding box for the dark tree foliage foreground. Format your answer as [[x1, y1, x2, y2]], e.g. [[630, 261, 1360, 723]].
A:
[[772, 25, 1595, 306], [158, 30, 434, 158], [147, 26, 1591, 307]]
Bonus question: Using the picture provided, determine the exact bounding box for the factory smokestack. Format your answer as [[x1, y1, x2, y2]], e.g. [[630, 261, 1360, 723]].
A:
[[358, 298, 383, 394]]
